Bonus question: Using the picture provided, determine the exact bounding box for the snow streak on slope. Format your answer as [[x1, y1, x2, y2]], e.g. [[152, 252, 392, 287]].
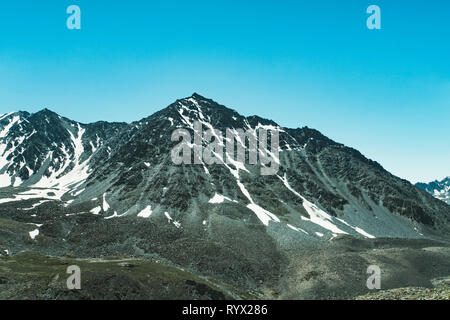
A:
[[33, 124, 90, 192], [278, 174, 375, 238], [0, 115, 24, 187], [208, 193, 236, 204], [175, 98, 379, 234], [0, 115, 21, 138], [0, 121, 98, 204], [176, 100, 280, 226], [102, 193, 110, 212]]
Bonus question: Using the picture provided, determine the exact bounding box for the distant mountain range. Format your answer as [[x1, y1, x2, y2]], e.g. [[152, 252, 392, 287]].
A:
[[416, 177, 450, 205], [1, 93, 449, 299]]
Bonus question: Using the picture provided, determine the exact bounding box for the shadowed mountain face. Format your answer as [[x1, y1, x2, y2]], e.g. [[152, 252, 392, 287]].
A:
[[416, 177, 450, 205], [0, 94, 449, 299]]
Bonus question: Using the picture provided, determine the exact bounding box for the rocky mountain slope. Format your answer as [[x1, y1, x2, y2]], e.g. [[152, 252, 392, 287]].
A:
[[1, 93, 449, 299], [416, 177, 450, 205], [354, 276, 450, 300]]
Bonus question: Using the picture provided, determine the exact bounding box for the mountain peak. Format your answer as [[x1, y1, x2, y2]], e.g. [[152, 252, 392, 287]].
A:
[[30, 108, 65, 124], [415, 177, 450, 205], [184, 93, 217, 106], [190, 92, 206, 100], [35, 108, 59, 116], [0, 111, 29, 120]]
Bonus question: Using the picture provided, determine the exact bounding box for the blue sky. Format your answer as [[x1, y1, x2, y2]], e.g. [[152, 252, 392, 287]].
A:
[[0, 0, 448, 183]]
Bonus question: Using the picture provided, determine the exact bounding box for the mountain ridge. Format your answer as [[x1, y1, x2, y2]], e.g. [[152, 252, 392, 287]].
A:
[[0, 93, 449, 239], [416, 177, 450, 205], [1, 93, 449, 299]]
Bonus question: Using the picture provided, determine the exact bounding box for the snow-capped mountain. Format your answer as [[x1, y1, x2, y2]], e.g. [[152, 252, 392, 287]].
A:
[[416, 177, 450, 205], [0, 94, 449, 239], [1, 93, 449, 299], [0, 109, 126, 202]]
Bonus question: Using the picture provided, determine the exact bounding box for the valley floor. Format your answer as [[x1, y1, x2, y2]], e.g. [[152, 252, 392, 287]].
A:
[[1, 239, 449, 300], [0, 252, 247, 300]]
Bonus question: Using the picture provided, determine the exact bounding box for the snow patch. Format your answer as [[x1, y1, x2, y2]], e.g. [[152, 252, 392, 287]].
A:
[[0, 115, 21, 138], [164, 211, 172, 222], [90, 206, 101, 215], [164, 211, 181, 228], [105, 211, 127, 220], [102, 194, 110, 212], [287, 224, 309, 235], [279, 174, 348, 235], [20, 200, 52, 211], [137, 205, 152, 218], [29, 229, 39, 240], [208, 193, 233, 204]]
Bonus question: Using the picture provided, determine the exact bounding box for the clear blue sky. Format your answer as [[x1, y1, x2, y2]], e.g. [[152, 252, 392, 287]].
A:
[[0, 0, 448, 183]]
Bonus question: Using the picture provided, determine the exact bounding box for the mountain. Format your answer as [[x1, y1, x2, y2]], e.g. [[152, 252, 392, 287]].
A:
[[1, 93, 449, 299], [416, 177, 450, 205], [0, 109, 126, 193]]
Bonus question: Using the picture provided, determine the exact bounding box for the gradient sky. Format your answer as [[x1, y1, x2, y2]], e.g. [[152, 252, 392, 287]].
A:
[[0, 0, 448, 183]]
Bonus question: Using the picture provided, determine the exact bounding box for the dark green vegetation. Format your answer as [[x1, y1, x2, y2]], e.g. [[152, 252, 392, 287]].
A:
[[0, 251, 247, 300]]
